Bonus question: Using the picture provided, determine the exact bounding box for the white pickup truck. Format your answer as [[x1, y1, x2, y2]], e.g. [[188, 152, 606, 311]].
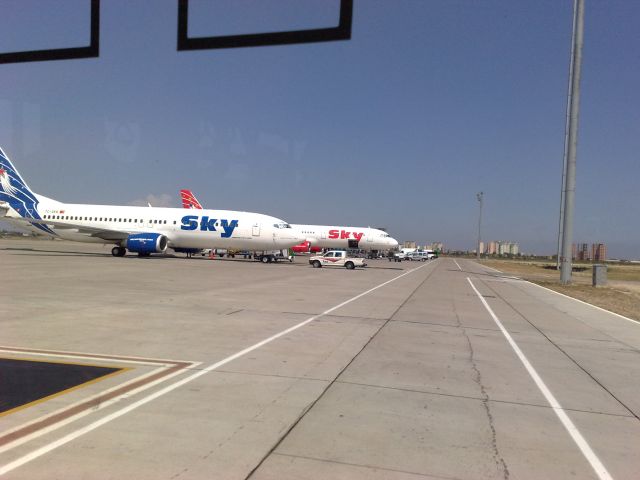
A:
[[309, 250, 367, 270]]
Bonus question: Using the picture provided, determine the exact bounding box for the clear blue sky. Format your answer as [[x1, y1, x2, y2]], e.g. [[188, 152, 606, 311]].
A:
[[2, 0, 639, 258]]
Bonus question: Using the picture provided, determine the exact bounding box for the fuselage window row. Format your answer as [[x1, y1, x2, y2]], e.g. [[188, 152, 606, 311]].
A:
[[45, 215, 171, 226]]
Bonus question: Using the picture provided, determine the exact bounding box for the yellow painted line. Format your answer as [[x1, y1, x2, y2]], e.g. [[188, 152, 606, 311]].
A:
[[0, 346, 193, 366], [0, 359, 130, 418], [0, 355, 125, 369]]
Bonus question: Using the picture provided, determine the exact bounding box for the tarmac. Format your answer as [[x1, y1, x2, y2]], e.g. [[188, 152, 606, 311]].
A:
[[1, 238, 639, 479]]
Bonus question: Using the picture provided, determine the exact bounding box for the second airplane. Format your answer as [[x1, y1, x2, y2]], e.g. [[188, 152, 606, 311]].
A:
[[180, 190, 399, 253]]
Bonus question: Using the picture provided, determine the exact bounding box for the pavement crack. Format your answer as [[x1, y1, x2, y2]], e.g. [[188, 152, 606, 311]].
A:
[[334, 380, 634, 418], [454, 300, 510, 480], [394, 319, 501, 332], [481, 278, 640, 422], [244, 262, 439, 479], [273, 452, 459, 479]]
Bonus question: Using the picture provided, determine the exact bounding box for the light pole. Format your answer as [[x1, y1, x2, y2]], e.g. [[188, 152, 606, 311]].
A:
[[560, 0, 584, 284], [556, 0, 578, 270], [476, 192, 483, 260]]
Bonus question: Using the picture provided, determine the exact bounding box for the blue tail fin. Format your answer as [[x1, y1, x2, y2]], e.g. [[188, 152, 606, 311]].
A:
[[0, 147, 38, 206], [0, 147, 54, 235]]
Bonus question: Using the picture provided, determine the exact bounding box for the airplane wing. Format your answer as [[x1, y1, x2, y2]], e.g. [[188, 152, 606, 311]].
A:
[[17, 217, 133, 242]]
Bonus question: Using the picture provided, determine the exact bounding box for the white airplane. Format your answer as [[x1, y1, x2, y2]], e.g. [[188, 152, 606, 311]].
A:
[[0, 147, 304, 257], [293, 224, 398, 252], [180, 190, 399, 252]]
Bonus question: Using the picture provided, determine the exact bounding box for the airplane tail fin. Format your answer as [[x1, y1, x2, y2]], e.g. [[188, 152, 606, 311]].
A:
[[0, 147, 39, 208], [0, 147, 56, 235], [180, 189, 203, 209]]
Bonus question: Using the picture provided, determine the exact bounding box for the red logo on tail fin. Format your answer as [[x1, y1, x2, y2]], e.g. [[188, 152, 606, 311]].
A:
[[180, 189, 203, 209]]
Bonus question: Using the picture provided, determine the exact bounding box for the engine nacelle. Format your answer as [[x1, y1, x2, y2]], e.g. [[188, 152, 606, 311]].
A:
[[126, 233, 168, 254]]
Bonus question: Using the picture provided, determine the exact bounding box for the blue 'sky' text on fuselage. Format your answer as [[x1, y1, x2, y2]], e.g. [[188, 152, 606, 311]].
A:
[[181, 215, 238, 237]]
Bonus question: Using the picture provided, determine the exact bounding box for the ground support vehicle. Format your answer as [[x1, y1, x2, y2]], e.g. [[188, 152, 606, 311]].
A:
[[254, 250, 294, 263], [309, 250, 367, 270], [388, 252, 403, 262], [201, 249, 252, 259]]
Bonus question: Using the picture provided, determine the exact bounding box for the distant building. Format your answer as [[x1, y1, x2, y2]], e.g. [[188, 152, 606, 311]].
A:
[[403, 241, 417, 249], [423, 242, 444, 253], [572, 242, 607, 261], [479, 241, 485, 254], [483, 241, 520, 256], [572, 243, 591, 261], [581, 243, 591, 260], [592, 243, 607, 261], [430, 242, 444, 252]]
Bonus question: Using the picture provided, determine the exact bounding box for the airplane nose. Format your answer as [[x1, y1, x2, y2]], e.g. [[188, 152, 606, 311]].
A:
[[275, 227, 304, 248], [291, 227, 305, 243], [389, 237, 399, 248]]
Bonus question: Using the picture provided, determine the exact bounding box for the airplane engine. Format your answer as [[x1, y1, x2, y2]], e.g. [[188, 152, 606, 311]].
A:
[[126, 233, 168, 254]]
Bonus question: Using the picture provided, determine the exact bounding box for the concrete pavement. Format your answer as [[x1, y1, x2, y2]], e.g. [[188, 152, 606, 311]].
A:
[[1, 240, 638, 479]]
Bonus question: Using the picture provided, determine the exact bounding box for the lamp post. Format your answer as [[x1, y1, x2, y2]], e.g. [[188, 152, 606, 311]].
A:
[[476, 192, 483, 260], [560, 0, 584, 284]]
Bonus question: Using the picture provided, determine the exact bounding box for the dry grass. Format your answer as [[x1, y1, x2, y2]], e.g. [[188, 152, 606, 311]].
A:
[[479, 259, 640, 322], [606, 266, 640, 282]]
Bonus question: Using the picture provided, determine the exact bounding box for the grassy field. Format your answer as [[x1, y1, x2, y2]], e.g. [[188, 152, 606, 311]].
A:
[[478, 259, 640, 322]]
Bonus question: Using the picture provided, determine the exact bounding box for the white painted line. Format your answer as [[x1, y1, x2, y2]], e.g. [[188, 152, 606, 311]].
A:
[[0, 264, 429, 476], [480, 263, 502, 273], [470, 262, 639, 326], [0, 365, 167, 443], [526, 281, 639, 326], [0, 346, 194, 365], [484, 277, 523, 284], [0, 349, 173, 367], [0, 363, 204, 454], [467, 277, 613, 480], [0, 364, 194, 470], [453, 259, 462, 271], [490, 275, 523, 281]]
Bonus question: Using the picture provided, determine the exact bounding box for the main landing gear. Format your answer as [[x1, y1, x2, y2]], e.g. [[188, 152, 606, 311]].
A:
[[111, 246, 126, 257]]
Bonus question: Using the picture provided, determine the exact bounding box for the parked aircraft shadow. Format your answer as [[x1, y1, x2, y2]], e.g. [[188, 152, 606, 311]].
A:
[[1, 248, 408, 271], [180, 257, 405, 271], [1, 247, 109, 257]]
